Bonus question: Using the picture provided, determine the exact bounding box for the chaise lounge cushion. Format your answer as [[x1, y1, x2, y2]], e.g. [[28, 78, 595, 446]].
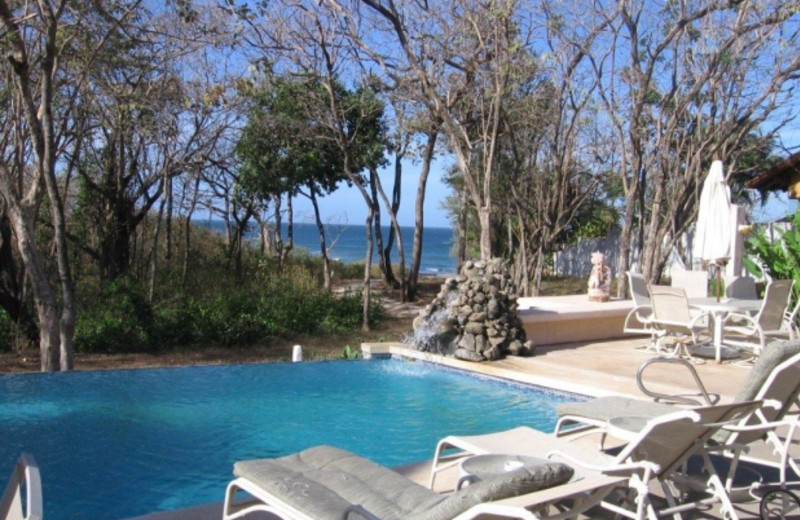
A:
[[233, 445, 574, 520]]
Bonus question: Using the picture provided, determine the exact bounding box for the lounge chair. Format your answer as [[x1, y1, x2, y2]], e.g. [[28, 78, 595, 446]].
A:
[[429, 401, 760, 520], [723, 279, 795, 358], [0, 453, 42, 520], [555, 339, 800, 492], [222, 444, 624, 520]]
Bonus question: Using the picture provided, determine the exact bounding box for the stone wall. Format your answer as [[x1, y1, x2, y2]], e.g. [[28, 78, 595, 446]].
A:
[[411, 258, 533, 361]]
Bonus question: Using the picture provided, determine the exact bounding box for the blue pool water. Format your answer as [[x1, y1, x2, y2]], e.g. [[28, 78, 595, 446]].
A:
[[0, 359, 579, 520]]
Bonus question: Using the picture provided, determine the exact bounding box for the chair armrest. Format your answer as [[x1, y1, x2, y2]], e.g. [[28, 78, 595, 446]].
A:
[[688, 311, 712, 328], [635, 357, 718, 406], [630, 304, 652, 318], [0, 453, 42, 520], [546, 450, 660, 478]]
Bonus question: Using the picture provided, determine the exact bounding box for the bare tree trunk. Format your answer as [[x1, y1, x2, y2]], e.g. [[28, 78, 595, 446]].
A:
[[164, 172, 173, 268], [373, 167, 407, 302], [516, 208, 530, 296], [532, 243, 546, 297], [362, 210, 374, 332], [149, 198, 166, 301], [182, 175, 201, 286], [370, 170, 393, 286], [457, 184, 468, 272], [0, 198, 60, 371], [309, 191, 332, 290], [279, 197, 294, 270], [408, 129, 437, 300]]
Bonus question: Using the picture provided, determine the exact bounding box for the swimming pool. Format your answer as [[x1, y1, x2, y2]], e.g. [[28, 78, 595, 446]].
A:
[[0, 359, 580, 520]]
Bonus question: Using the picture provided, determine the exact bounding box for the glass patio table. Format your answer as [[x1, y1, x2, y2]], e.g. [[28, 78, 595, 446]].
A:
[[688, 297, 762, 363]]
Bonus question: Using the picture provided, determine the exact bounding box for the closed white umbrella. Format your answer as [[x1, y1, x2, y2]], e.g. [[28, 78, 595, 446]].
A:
[[693, 160, 732, 301]]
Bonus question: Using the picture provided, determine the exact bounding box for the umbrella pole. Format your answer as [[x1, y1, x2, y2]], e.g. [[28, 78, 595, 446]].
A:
[[716, 267, 722, 302]]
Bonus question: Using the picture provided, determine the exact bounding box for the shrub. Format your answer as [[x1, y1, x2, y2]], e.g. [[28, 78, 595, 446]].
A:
[[744, 209, 800, 299], [320, 293, 385, 333], [74, 280, 155, 353], [152, 295, 206, 347]]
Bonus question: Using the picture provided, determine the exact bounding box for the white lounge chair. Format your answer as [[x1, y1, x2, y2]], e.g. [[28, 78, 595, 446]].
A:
[[0, 453, 42, 520], [222, 444, 623, 520], [555, 339, 800, 493], [429, 401, 760, 520]]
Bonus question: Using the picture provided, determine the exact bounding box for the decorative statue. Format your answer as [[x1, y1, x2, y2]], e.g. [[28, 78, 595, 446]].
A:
[[587, 251, 611, 302]]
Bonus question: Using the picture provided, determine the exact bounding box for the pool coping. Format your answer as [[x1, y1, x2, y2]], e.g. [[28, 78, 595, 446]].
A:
[[361, 342, 610, 399]]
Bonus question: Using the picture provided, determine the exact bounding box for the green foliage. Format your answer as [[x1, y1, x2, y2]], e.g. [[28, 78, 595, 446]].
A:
[[236, 74, 388, 206], [73, 258, 385, 353], [743, 210, 800, 298], [74, 279, 155, 354], [340, 344, 362, 359]]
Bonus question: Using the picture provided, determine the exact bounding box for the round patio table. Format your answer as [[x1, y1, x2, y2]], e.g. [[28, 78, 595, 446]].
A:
[[689, 297, 763, 363]]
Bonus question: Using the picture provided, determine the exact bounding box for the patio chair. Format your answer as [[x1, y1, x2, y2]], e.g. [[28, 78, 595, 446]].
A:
[[725, 276, 759, 300], [670, 270, 709, 298], [554, 339, 800, 493], [622, 272, 658, 352], [0, 453, 42, 520], [647, 285, 712, 361], [222, 444, 624, 520], [428, 401, 760, 520], [722, 279, 795, 358], [784, 298, 800, 339]]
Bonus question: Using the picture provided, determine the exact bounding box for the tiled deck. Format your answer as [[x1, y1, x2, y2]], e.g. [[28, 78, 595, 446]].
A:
[[129, 336, 781, 519]]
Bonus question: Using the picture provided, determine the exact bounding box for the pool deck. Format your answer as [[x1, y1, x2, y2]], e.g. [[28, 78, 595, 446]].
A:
[[127, 336, 778, 520]]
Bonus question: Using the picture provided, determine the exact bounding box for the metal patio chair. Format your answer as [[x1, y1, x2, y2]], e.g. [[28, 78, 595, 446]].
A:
[[648, 285, 712, 362], [622, 272, 658, 352], [723, 279, 795, 359]]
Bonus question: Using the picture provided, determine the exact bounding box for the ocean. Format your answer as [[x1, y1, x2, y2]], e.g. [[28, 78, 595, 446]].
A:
[[197, 220, 457, 276]]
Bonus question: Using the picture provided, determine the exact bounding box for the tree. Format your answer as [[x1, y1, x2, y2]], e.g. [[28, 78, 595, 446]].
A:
[[0, 0, 143, 370], [226, 0, 389, 329], [237, 75, 349, 288], [556, 0, 800, 291], [72, 4, 230, 284], [344, 0, 533, 261]]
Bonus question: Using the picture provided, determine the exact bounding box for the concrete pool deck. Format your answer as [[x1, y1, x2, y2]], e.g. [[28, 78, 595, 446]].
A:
[[126, 336, 778, 520]]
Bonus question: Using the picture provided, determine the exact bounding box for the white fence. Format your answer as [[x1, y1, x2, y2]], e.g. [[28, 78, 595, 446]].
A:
[[553, 214, 788, 280]]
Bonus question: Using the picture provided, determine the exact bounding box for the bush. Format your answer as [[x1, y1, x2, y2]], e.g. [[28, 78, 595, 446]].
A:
[[744, 209, 800, 299], [67, 228, 386, 353], [145, 276, 384, 350], [74, 280, 155, 353], [152, 295, 206, 347]]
